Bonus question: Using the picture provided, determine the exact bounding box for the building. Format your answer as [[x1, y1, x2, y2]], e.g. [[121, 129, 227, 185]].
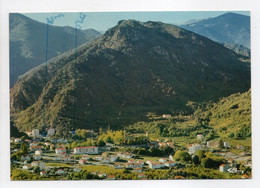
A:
[[14, 138, 22, 143], [158, 142, 168, 147], [108, 155, 118, 162], [30, 145, 43, 150], [73, 146, 98, 154], [102, 158, 110, 163], [165, 161, 177, 167], [32, 129, 40, 138], [136, 160, 144, 165], [117, 152, 134, 159], [21, 154, 30, 161], [219, 164, 230, 172], [35, 150, 42, 155], [98, 173, 107, 178], [79, 159, 87, 165], [162, 114, 171, 119], [82, 155, 89, 160], [40, 171, 47, 176], [125, 162, 134, 168], [138, 173, 146, 178], [94, 155, 103, 161], [207, 140, 219, 148], [33, 155, 41, 160], [114, 163, 123, 169], [25, 131, 32, 137], [74, 167, 82, 172], [135, 168, 142, 173], [30, 142, 38, 147], [187, 143, 202, 154], [197, 134, 204, 139], [62, 155, 71, 162], [55, 155, 61, 161], [55, 148, 66, 154], [22, 164, 32, 170], [107, 175, 116, 180], [149, 162, 165, 169], [224, 142, 229, 148], [56, 169, 65, 175], [47, 128, 55, 136], [227, 167, 238, 173], [44, 142, 51, 146], [31, 161, 45, 169]]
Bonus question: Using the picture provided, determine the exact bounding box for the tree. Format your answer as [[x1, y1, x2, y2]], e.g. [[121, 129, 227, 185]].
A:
[[71, 141, 77, 148], [20, 142, 28, 154], [218, 139, 224, 149], [174, 150, 191, 162], [192, 155, 200, 164], [97, 140, 106, 147], [195, 150, 206, 161]]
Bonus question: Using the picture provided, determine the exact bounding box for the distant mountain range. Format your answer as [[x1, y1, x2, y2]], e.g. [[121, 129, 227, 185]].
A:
[[180, 13, 250, 49], [10, 20, 251, 132], [9, 13, 101, 87]]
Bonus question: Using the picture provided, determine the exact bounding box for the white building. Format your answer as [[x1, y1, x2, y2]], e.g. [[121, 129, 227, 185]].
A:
[[109, 155, 118, 162], [56, 169, 65, 175], [32, 129, 40, 138], [165, 161, 177, 167], [219, 164, 230, 172], [114, 163, 123, 169], [14, 138, 22, 143], [117, 152, 134, 159], [22, 164, 32, 170], [224, 142, 229, 148], [197, 134, 204, 139], [73, 146, 98, 154], [40, 171, 47, 176], [55, 155, 61, 161], [35, 150, 42, 155], [187, 143, 202, 154], [94, 155, 103, 161], [21, 154, 30, 161], [62, 155, 71, 162], [55, 148, 66, 154], [162, 114, 171, 119], [31, 161, 45, 169], [47, 128, 55, 136], [74, 167, 82, 172], [33, 155, 41, 160], [149, 162, 165, 169], [79, 159, 87, 165]]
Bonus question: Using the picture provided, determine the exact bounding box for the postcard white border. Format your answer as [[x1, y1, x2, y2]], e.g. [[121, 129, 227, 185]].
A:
[[1, 0, 260, 188]]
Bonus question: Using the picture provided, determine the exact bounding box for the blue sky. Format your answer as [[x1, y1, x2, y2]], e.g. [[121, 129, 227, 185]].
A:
[[23, 11, 250, 32]]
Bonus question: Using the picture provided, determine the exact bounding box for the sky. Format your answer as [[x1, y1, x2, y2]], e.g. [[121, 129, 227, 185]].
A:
[[23, 11, 250, 32]]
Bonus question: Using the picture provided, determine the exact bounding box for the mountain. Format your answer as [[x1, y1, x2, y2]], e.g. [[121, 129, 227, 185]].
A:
[[10, 20, 250, 133], [221, 42, 250, 57], [180, 13, 250, 49], [194, 89, 251, 139], [9, 13, 101, 87]]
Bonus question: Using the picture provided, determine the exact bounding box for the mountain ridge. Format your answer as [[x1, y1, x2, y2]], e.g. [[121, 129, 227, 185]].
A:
[[180, 12, 250, 49], [10, 13, 101, 87], [10, 19, 251, 133]]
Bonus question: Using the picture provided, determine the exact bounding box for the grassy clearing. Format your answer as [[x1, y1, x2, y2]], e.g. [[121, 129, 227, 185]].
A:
[[45, 163, 72, 168], [82, 165, 124, 173]]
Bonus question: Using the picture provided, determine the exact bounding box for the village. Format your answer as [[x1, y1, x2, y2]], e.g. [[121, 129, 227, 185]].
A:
[[10, 116, 252, 180]]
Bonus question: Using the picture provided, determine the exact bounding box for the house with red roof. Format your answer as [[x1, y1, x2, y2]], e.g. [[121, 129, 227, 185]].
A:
[[55, 148, 66, 154]]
